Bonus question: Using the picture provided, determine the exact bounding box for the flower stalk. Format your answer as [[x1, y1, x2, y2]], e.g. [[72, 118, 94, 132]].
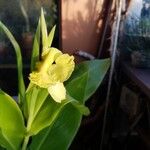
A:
[[22, 135, 30, 150]]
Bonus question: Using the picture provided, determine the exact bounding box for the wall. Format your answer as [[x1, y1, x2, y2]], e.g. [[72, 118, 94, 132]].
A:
[[60, 0, 105, 57]]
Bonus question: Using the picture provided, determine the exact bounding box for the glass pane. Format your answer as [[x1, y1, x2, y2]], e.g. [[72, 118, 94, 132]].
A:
[[0, 0, 57, 64], [120, 0, 150, 68], [0, 0, 58, 95]]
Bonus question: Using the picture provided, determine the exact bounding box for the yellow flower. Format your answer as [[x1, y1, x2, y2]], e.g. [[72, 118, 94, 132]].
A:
[[29, 48, 75, 103]]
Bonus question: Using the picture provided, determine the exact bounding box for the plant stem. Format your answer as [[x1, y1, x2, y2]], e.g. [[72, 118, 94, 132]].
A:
[[21, 111, 33, 150], [22, 135, 30, 150], [21, 115, 33, 150]]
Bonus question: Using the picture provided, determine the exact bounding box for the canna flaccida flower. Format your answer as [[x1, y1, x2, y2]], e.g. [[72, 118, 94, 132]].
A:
[[29, 47, 75, 103]]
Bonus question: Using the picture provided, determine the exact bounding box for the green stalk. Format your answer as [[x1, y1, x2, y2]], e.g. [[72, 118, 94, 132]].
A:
[[22, 135, 30, 150], [21, 120, 32, 150], [21, 111, 34, 150]]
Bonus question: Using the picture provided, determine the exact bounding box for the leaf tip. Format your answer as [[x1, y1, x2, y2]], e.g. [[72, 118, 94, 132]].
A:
[[41, 7, 44, 15]]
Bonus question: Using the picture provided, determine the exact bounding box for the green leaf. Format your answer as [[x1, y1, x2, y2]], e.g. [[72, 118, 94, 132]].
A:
[[66, 59, 110, 102], [29, 104, 81, 150], [0, 22, 25, 104], [28, 96, 68, 136], [29, 59, 110, 150], [23, 86, 48, 128], [0, 90, 25, 150], [24, 86, 48, 118], [31, 19, 41, 71], [40, 8, 48, 50], [47, 25, 56, 48], [66, 94, 90, 116], [25, 89, 88, 137], [26, 87, 39, 130], [31, 89, 48, 120]]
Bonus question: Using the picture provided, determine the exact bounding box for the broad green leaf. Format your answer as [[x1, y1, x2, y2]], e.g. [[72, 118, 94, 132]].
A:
[[40, 8, 48, 49], [31, 19, 41, 71], [29, 59, 110, 150], [66, 94, 90, 116], [0, 90, 25, 150], [24, 88, 89, 138], [28, 96, 68, 136], [66, 59, 110, 102], [47, 25, 56, 48], [0, 22, 25, 104], [29, 104, 81, 150]]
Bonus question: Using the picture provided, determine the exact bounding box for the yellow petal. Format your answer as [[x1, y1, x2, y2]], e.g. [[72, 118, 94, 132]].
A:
[[29, 48, 75, 98], [40, 48, 62, 73], [48, 82, 66, 103], [48, 54, 75, 82], [55, 54, 74, 65], [55, 54, 75, 80], [29, 72, 53, 88]]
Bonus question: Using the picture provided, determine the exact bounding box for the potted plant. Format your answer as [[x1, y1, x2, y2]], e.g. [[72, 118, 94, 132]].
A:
[[0, 9, 110, 150]]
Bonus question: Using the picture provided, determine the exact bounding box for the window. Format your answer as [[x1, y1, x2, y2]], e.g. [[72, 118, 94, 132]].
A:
[[0, 0, 58, 64]]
